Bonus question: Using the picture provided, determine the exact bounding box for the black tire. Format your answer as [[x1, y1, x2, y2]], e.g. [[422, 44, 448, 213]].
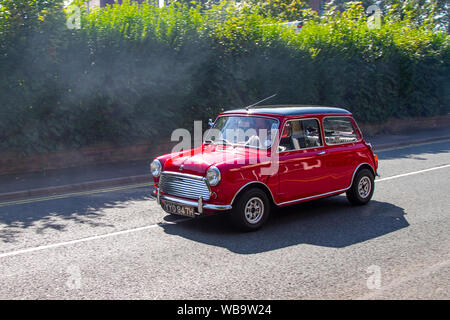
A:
[[231, 188, 271, 231], [346, 168, 375, 205]]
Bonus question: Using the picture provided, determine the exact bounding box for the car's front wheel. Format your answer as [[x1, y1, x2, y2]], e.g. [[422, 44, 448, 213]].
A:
[[346, 168, 375, 205], [231, 188, 270, 231]]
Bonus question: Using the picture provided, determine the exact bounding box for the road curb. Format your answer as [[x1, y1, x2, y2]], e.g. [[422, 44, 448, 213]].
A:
[[1, 136, 449, 203]]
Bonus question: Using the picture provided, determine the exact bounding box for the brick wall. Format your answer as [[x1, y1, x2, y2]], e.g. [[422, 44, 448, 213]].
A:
[[0, 140, 176, 176]]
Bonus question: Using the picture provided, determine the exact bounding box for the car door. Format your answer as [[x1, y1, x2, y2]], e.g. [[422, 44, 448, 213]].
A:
[[321, 116, 361, 191], [277, 118, 332, 204]]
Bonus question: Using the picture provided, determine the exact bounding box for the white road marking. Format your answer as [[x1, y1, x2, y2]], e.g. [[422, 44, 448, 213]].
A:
[[376, 163, 450, 182], [0, 163, 449, 259], [0, 218, 190, 259]]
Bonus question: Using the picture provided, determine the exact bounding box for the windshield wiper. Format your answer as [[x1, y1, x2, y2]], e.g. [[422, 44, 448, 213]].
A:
[[218, 138, 234, 146]]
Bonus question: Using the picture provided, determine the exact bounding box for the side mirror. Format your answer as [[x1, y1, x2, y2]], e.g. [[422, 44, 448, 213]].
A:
[[208, 119, 214, 128]]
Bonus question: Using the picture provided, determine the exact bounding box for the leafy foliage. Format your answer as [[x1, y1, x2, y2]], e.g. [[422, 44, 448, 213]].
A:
[[242, 0, 317, 21], [327, 0, 450, 32], [0, 0, 448, 154]]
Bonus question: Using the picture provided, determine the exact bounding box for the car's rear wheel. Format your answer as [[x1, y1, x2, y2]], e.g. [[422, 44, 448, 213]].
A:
[[346, 168, 375, 205], [231, 188, 270, 231]]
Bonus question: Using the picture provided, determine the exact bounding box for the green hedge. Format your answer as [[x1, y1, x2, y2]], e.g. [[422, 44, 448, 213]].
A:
[[0, 0, 448, 154]]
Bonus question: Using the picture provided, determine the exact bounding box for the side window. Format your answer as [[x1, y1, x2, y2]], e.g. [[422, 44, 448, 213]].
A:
[[279, 119, 323, 151], [323, 117, 359, 145]]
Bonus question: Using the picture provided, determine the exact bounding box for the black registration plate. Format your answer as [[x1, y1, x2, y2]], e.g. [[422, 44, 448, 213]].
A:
[[162, 200, 196, 218]]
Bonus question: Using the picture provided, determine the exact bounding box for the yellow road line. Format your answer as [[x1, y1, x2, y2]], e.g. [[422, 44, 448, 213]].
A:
[[0, 182, 153, 208]]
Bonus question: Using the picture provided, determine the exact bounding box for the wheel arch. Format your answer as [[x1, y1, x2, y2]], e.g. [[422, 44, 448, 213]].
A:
[[351, 163, 376, 187], [231, 181, 277, 207]]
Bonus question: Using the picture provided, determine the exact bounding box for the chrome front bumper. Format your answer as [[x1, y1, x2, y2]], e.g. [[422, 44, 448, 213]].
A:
[[154, 188, 232, 214]]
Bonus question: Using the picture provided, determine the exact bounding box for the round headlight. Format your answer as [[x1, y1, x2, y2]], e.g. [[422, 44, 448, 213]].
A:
[[150, 159, 162, 177], [206, 166, 221, 186]]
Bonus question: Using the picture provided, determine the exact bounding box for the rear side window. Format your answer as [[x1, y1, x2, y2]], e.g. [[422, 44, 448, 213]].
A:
[[323, 117, 359, 145], [279, 118, 322, 151]]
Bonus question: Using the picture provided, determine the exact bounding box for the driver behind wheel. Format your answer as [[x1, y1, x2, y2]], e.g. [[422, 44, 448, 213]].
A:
[[246, 118, 274, 148]]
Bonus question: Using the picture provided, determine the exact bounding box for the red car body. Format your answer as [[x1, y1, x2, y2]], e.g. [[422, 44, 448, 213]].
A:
[[151, 106, 378, 227]]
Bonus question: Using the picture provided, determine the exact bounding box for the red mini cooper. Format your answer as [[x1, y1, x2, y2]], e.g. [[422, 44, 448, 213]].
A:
[[151, 105, 379, 231]]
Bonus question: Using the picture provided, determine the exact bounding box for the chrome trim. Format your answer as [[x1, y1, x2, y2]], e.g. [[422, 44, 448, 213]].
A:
[[203, 177, 212, 193], [206, 166, 221, 187], [159, 171, 211, 201], [322, 116, 363, 146], [277, 188, 348, 206], [161, 171, 204, 180], [150, 159, 162, 178], [277, 117, 325, 153], [159, 194, 232, 211], [349, 162, 375, 185]]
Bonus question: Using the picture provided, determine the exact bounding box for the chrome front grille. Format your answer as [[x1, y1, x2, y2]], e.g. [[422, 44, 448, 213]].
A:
[[159, 172, 210, 201]]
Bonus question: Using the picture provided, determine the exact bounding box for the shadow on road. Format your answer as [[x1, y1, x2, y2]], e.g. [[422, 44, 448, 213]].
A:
[[377, 140, 450, 161], [161, 196, 409, 254], [0, 187, 151, 243]]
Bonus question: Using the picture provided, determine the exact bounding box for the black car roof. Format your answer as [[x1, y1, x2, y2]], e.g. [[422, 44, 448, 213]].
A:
[[221, 105, 351, 116]]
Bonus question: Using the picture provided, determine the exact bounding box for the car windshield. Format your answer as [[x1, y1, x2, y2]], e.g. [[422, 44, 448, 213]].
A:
[[204, 116, 279, 149]]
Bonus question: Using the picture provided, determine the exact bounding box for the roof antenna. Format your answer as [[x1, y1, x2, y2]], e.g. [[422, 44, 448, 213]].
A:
[[245, 94, 277, 111]]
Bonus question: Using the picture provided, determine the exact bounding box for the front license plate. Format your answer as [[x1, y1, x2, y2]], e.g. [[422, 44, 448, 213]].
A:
[[162, 200, 196, 218]]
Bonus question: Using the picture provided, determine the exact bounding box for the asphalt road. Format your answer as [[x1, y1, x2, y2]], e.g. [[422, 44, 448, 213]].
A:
[[0, 140, 449, 299]]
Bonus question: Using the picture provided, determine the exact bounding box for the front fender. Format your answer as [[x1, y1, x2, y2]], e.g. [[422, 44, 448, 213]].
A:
[[208, 162, 279, 207]]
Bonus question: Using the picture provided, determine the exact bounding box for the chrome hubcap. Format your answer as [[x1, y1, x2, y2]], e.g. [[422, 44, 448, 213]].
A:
[[244, 197, 264, 224], [358, 176, 372, 198]]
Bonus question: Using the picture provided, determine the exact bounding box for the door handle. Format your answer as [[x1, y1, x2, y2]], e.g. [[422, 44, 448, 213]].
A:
[[316, 151, 326, 155]]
